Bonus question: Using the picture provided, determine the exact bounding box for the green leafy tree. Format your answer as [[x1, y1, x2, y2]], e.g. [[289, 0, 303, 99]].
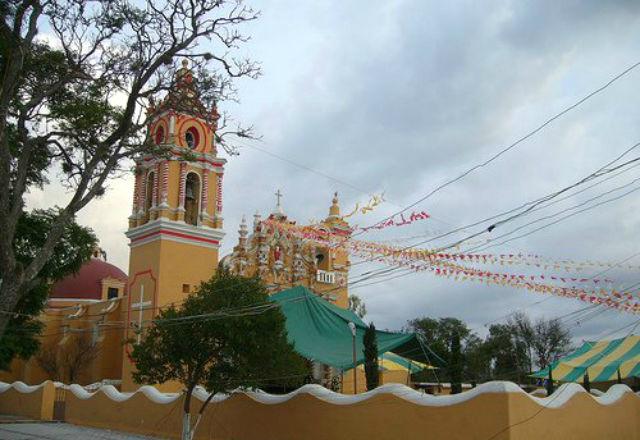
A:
[[0, 210, 96, 369], [463, 333, 491, 386], [485, 323, 530, 383], [131, 269, 309, 440], [486, 313, 571, 384], [406, 317, 489, 385], [363, 322, 379, 391], [0, 0, 260, 340]]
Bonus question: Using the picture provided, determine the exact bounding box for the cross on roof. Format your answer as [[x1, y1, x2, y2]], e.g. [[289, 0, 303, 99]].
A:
[[273, 189, 285, 216]]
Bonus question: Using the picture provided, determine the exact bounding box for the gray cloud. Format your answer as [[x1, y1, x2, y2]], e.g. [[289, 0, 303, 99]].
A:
[[29, 0, 640, 344]]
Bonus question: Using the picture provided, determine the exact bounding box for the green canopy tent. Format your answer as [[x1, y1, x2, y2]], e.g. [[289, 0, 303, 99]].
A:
[[532, 335, 640, 383], [270, 286, 443, 370]]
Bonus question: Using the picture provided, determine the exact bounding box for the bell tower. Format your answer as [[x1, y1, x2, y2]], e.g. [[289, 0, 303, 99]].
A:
[[122, 60, 226, 390]]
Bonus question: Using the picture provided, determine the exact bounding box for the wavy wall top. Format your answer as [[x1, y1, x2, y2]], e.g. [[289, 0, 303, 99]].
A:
[[0, 380, 636, 408]]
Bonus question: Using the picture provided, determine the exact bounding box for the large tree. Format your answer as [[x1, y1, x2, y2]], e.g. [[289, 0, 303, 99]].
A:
[[486, 312, 572, 383], [406, 316, 488, 384], [0, 209, 96, 369], [531, 317, 571, 370], [0, 0, 259, 339], [131, 269, 309, 440], [485, 323, 531, 383]]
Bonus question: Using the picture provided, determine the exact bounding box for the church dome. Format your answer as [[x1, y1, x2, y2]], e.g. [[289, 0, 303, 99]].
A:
[[50, 257, 128, 301]]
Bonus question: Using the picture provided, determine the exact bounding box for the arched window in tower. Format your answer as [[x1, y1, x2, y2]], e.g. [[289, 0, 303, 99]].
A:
[[145, 171, 155, 221], [155, 126, 165, 145], [315, 247, 330, 271], [184, 173, 200, 226], [185, 127, 200, 149]]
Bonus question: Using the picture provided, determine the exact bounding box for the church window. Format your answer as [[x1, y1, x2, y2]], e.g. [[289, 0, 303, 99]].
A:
[[145, 171, 155, 217], [184, 173, 200, 226], [107, 287, 119, 299], [182, 284, 190, 293], [185, 127, 199, 149], [316, 249, 329, 270]]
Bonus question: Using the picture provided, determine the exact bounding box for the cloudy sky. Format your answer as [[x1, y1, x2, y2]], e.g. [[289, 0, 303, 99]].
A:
[[28, 0, 640, 342]]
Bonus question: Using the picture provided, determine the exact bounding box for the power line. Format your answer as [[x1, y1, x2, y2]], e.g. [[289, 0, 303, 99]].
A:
[[240, 141, 461, 229], [433, 147, 640, 252], [241, 143, 377, 198], [358, 61, 640, 236], [344, 141, 640, 288], [474, 182, 640, 253], [403, 159, 640, 246]]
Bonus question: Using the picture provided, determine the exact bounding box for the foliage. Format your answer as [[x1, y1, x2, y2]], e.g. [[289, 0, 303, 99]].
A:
[[131, 269, 309, 440], [0, 210, 96, 370], [348, 294, 367, 319], [363, 322, 379, 391], [0, 0, 260, 340], [531, 317, 572, 369], [486, 312, 571, 384], [463, 333, 492, 386], [408, 312, 573, 387], [485, 323, 530, 383], [406, 317, 489, 384]]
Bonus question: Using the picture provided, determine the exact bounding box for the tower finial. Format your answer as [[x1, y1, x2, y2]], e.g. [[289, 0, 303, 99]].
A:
[[329, 191, 340, 218], [238, 214, 248, 237]]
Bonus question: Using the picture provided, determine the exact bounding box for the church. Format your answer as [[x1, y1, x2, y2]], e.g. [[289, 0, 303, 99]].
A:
[[1, 62, 409, 393]]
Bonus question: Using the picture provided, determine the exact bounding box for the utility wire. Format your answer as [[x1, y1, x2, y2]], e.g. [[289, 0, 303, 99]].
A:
[[345, 141, 640, 290], [358, 60, 640, 236], [433, 147, 640, 252], [474, 183, 640, 253]]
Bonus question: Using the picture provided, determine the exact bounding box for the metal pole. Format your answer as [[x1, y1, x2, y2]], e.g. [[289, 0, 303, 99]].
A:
[[352, 333, 357, 394], [348, 322, 357, 394]]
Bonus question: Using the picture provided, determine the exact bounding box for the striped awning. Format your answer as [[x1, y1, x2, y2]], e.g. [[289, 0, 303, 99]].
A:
[[356, 352, 435, 373], [532, 334, 640, 383]]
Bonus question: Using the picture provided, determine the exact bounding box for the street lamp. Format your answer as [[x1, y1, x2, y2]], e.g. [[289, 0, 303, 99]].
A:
[[348, 321, 357, 394]]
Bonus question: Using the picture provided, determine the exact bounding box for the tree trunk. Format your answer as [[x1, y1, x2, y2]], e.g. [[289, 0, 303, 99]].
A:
[[189, 390, 216, 440], [182, 386, 193, 440], [0, 277, 24, 337], [546, 367, 554, 396], [182, 412, 191, 440]]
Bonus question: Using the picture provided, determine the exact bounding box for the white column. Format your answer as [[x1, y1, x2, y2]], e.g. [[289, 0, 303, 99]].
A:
[[151, 163, 159, 208], [178, 162, 187, 210], [159, 161, 169, 208], [201, 171, 209, 218], [216, 172, 223, 215]]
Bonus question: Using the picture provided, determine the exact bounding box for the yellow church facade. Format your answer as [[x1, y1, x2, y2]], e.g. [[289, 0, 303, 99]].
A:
[[1, 61, 408, 394]]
